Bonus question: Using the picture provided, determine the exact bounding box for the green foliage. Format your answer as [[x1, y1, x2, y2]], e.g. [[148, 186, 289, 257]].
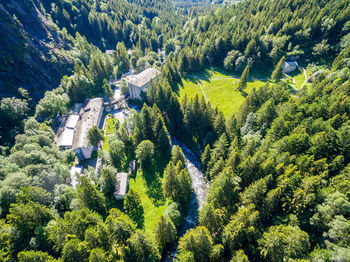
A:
[[198, 203, 223, 239], [230, 249, 249, 262], [162, 161, 192, 209], [271, 56, 285, 81], [258, 225, 310, 262], [7, 201, 54, 240], [99, 165, 116, 195], [77, 176, 106, 216], [36, 88, 69, 119], [239, 65, 249, 91], [18, 250, 57, 262], [123, 231, 160, 262], [222, 204, 260, 252], [88, 126, 104, 147], [124, 189, 144, 229], [136, 140, 155, 170], [178, 226, 213, 262], [164, 202, 183, 227], [153, 215, 176, 251]]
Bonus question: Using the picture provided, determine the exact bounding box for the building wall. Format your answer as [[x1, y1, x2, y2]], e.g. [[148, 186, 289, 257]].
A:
[[128, 83, 149, 100]]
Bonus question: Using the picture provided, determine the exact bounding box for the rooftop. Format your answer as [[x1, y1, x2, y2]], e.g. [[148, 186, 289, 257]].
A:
[[127, 67, 160, 88], [66, 115, 79, 129], [114, 172, 128, 197], [284, 61, 298, 67], [72, 98, 103, 150], [59, 127, 74, 147]]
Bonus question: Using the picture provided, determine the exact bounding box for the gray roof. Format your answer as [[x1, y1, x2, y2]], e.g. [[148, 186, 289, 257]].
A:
[[59, 127, 74, 147], [284, 61, 298, 67], [114, 172, 128, 197], [66, 115, 79, 129], [127, 68, 160, 88], [72, 98, 103, 149]]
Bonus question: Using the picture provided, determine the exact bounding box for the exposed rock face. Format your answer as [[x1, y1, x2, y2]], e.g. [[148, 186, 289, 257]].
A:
[[0, 0, 72, 101]]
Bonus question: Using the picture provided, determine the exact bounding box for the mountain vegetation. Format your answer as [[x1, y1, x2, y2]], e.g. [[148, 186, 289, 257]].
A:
[[0, 0, 349, 261]]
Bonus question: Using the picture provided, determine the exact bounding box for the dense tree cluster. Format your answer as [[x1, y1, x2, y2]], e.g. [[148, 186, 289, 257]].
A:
[[177, 42, 350, 261], [1, 0, 350, 261], [169, 0, 350, 75]]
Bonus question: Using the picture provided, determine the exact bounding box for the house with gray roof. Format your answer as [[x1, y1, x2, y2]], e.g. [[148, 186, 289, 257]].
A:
[[283, 61, 298, 73], [72, 98, 103, 160], [127, 68, 160, 100], [114, 172, 129, 199]]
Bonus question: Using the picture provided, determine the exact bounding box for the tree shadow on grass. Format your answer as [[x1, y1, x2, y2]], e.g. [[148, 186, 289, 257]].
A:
[[142, 169, 166, 207]]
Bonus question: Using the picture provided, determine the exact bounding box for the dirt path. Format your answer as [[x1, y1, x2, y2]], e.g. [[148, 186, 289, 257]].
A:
[[299, 66, 308, 90], [199, 80, 208, 103]]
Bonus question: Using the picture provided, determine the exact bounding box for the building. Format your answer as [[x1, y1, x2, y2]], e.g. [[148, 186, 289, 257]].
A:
[[72, 98, 104, 160], [114, 172, 129, 199], [127, 68, 160, 100], [106, 50, 114, 56], [283, 61, 298, 73], [308, 70, 323, 83], [58, 115, 79, 150]]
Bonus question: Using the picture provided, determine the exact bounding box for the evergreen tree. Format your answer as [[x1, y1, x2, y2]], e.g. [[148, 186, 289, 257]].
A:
[[88, 126, 104, 147], [239, 65, 249, 91], [77, 176, 106, 216], [271, 56, 285, 81], [153, 216, 176, 251], [124, 190, 144, 229]]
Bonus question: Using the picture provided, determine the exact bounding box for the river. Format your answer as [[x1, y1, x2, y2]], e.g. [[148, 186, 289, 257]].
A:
[[108, 103, 208, 261], [162, 137, 208, 261]]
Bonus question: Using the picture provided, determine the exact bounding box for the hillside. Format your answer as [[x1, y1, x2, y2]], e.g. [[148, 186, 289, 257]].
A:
[[0, 0, 72, 100], [0, 0, 349, 261]]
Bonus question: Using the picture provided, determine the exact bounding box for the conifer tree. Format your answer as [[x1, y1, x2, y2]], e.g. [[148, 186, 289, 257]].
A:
[[239, 65, 249, 91], [271, 56, 285, 81]]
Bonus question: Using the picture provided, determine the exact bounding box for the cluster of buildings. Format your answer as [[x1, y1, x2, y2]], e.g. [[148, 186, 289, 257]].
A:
[[56, 67, 160, 199], [57, 98, 104, 161]]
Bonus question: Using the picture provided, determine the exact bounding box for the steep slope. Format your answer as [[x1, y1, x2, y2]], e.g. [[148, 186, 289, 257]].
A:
[[0, 0, 72, 101]]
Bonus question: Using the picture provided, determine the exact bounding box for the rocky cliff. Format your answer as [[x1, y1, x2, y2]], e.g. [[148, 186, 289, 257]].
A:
[[0, 0, 72, 101]]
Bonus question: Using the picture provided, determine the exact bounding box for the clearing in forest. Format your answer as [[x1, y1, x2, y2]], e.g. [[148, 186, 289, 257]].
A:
[[102, 115, 169, 238], [177, 67, 269, 118]]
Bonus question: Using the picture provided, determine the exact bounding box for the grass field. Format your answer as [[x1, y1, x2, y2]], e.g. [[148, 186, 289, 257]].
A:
[[177, 67, 270, 118], [102, 115, 168, 239], [128, 170, 169, 238], [287, 67, 311, 90]]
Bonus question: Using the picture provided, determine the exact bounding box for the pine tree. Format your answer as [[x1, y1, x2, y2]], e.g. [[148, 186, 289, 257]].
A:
[[163, 162, 179, 201], [239, 65, 249, 91], [124, 189, 144, 228], [271, 56, 285, 81]]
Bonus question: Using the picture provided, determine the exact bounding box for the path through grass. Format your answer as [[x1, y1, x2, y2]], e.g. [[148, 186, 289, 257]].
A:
[[177, 67, 270, 118]]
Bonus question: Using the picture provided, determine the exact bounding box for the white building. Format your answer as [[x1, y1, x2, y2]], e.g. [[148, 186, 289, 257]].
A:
[[72, 98, 104, 160], [127, 68, 160, 100], [283, 61, 298, 73], [114, 172, 129, 199], [58, 115, 79, 150]]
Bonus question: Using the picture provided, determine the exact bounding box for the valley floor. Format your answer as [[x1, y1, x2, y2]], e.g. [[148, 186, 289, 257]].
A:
[[176, 67, 270, 117]]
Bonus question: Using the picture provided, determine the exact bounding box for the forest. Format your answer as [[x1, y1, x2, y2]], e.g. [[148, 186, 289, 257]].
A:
[[0, 0, 349, 261]]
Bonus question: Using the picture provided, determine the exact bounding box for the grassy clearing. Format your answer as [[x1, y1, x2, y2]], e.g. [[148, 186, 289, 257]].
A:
[[102, 114, 168, 239], [104, 115, 119, 135], [201, 78, 245, 117], [177, 67, 270, 118], [128, 170, 168, 238], [286, 67, 311, 90], [177, 77, 203, 101]]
